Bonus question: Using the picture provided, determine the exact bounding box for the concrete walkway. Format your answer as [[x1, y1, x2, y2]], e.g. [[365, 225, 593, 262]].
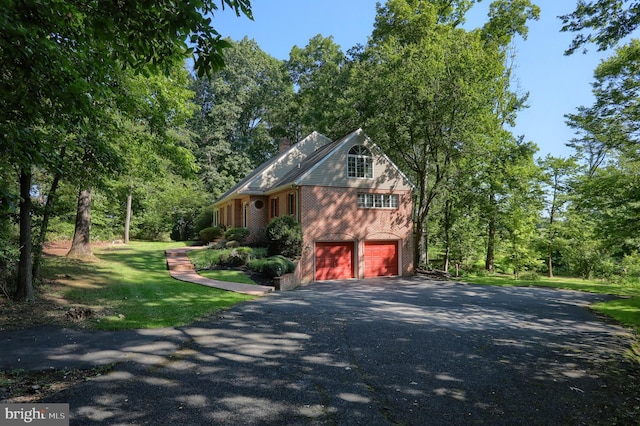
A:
[[165, 247, 274, 296]]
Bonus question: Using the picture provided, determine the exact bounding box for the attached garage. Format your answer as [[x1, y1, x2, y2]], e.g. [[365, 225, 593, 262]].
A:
[[364, 241, 399, 278], [315, 242, 355, 281]]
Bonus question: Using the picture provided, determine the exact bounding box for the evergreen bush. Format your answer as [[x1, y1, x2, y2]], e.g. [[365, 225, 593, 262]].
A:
[[265, 216, 302, 258], [199, 226, 223, 243], [225, 227, 249, 243]]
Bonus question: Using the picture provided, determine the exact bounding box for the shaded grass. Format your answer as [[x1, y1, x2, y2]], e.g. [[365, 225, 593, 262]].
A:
[[41, 241, 255, 330], [198, 269, 257, 285], [460, 273, 640, 332]]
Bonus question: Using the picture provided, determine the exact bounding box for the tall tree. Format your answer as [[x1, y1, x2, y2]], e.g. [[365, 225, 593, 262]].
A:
[[539, 155, 578, 277], [190, 38, 292, 198], [355, 0, 538, 266], [1, 0, 252, 300], [287, 35, 353, 139], [566, 39, 640, 258]]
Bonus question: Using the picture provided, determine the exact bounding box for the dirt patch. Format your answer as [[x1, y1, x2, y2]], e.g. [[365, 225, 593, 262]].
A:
[[0, 241, 107, 331], [0, 365, 115, 403], [41, 240, 72, 258]]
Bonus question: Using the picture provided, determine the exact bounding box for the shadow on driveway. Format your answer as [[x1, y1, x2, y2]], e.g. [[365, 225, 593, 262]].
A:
[[26, 278, 638, 424]]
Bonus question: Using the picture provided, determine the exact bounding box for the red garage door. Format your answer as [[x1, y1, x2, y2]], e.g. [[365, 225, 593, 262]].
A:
[[315, 242, 355, 281], [364, 241, 399, 278]]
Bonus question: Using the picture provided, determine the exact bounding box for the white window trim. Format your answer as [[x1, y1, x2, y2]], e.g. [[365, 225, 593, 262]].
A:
[[357, 193, 399, 209], [348, 145, 373, 179]]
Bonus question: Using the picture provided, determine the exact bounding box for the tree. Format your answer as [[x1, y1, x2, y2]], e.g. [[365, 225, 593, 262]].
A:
[[539, 155, 579, 277], [566, 39, 640, 259], [287, 35, 354, 139], [2, 0, 252, 300], [355, 0, 538, 266], [561, 0, 640, 54], [190, 38, 292, 198]]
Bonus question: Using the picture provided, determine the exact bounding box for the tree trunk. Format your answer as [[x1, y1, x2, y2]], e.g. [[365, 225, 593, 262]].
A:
[[124, 192, 132, 244], [485, 218, 495, 272], [67, 188, 94, 259], [547, 243, 553, 278], [413, 171, 429, 268], [33, 166, 63, 281], [15, 169, 34, 301], [443, 199, 452, 273]]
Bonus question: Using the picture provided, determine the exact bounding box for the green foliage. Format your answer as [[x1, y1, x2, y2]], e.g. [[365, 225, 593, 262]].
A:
[[265, 216, 303, 258], [518, 271, 540, 281], [199, 227, 224, 243], [355, 0, 541, 268], [287, 34, 353, 138], [189, 38, 293, 198], [0, 245, 19, 294], [560, 0, 639, 54], [188, 246, 256, 269], [225, 227, 250, 243], [193, 206, 217, 235], [248, 255, 296, 278]]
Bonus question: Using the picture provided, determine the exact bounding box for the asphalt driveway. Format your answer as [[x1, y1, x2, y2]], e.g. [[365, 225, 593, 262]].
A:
[[36, 277, 636, 425]]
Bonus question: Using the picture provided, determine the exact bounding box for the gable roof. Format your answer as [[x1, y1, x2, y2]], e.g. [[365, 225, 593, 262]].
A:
[[214, 129, 414, 205], [214, 131, 332, 203]]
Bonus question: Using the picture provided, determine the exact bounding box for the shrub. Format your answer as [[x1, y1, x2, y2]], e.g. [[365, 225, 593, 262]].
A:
[[248, 255, 295, 278], [225, 227, 249, 243], [266, 216, 302, 258], [225, 248, 252, 266], [199, 226, 223, 243], [190, 247, 260, 270], [193, 206, 216, 236], [519, 271, 541, 281]]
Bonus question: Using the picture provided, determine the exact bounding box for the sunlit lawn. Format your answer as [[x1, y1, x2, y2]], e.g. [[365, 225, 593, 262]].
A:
[[460, 273, 640, 331], [42, 241, 255, 330]]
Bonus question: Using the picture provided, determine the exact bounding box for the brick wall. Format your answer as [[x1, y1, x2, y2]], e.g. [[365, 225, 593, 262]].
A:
[[298, 185, 414, 283]]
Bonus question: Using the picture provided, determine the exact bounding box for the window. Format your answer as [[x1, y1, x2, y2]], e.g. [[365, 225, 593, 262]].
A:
[[348, 145, 373, 178], [357, 193, 399, 209], [270, 197, 279, 218], [287, 193, 295, 216], [243, 202, 249, 228], [213, 210, 219, 227]]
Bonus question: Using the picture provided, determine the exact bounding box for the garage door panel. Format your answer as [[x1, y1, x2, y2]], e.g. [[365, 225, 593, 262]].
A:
[[365, 241, 399, 278], [315, 242, 354, 281]]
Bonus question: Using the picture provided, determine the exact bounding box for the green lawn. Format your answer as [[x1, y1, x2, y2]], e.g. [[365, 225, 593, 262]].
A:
[[198, 269, 257, 284], [42, 241, 255, 330], [459, 274, 640, 331]]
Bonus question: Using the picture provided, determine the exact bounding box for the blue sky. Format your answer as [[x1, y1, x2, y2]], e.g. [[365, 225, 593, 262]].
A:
[[211, 0, 613, 159]]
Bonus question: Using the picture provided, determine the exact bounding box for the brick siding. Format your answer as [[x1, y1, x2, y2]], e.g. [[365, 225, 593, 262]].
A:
[[298, 185, 414, 283]]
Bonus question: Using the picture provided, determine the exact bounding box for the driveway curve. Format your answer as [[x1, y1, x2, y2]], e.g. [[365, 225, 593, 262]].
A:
[[44, 278, 636, 425]]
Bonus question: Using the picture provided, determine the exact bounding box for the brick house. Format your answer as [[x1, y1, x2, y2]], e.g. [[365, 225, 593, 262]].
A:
[[212, 129, 415, 284]]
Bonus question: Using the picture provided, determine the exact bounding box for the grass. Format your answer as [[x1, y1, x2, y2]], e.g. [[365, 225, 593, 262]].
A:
[[198, 269, 257, 284], [41, 241, 255, 330], [459, 273, 640, 331]]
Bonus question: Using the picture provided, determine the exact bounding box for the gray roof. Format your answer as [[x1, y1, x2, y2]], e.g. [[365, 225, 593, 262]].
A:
[[213, 129, 414, 205]]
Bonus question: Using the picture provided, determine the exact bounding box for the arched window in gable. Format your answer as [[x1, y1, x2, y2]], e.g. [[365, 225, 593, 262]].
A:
[[347, 145, 373, 178]]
